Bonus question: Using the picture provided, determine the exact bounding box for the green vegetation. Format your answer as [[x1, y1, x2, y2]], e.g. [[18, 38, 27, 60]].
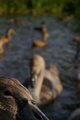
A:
[[0, 0, 80, 19]]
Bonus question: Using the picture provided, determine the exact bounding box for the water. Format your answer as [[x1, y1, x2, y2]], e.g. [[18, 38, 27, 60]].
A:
[[0, 15, 80, 120]]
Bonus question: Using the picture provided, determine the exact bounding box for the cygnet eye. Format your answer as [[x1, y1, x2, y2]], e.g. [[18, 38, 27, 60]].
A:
[[4, 90, 12, 96]]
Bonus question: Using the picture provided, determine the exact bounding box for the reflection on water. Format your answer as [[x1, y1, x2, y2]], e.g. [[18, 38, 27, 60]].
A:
[[0, 16, 80, 120]]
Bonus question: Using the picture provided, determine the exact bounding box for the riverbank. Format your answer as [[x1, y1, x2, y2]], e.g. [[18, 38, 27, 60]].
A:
[[0, 0, 80, 20]]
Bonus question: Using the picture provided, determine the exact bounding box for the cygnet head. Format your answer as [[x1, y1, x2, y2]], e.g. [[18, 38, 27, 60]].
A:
[[6, 28, 16, 35], [0, 77, 49, 120], [0, 77, 33, 120], [30, 55, 45, 87]]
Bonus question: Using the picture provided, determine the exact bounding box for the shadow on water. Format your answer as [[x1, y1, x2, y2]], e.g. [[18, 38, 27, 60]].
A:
[[0, 16, 80, 120]]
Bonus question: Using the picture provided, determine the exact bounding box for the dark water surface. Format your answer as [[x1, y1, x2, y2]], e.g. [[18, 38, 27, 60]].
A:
[[0, 16, 80, 120]]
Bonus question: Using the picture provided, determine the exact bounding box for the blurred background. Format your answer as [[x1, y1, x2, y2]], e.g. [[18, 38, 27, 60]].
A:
[[0, 0, 80, 120], [0, 0, 80, 19]]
